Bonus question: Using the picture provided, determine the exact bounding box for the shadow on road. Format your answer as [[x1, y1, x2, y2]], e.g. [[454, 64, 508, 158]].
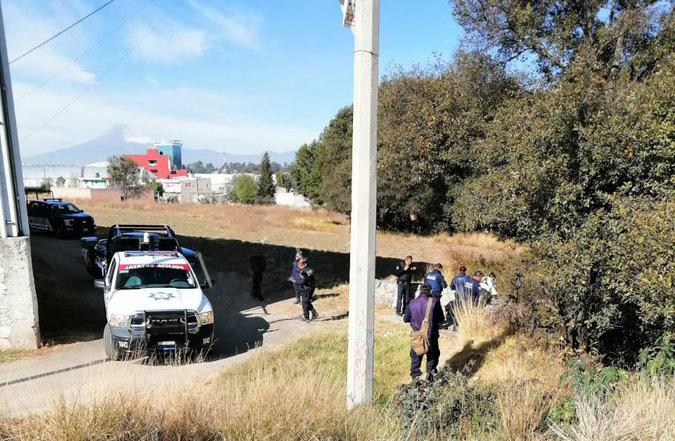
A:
[[31, 232, 409, 359]]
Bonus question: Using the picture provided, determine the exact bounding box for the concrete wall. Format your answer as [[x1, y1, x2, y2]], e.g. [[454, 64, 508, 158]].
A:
[[0, 237, 39, 349], [51, 187, 92, 199]]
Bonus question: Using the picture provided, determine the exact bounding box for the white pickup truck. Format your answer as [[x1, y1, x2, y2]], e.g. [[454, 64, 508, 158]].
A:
[[95, 250, 215, 360]]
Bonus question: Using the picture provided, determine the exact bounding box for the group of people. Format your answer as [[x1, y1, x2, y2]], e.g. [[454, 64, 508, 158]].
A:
[[251, 250, 498, 381], [395, 255, 498, 382]]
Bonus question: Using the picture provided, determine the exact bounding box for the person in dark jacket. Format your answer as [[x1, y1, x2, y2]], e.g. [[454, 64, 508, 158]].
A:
[[404, 284, 445, 381], [290, 250, 303, 304], [297, 257, 319, 322], [394, 255, 417, 315], [249, 255, 266, 300], [450, 265, 471, 296], [425, 263, 447, 298]]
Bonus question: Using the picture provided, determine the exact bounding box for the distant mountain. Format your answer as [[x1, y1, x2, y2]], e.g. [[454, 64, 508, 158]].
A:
[[23, 124, 297, 166], [24, 125, 146, 166]]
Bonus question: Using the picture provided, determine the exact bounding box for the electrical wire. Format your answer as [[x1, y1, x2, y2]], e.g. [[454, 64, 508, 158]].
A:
[[16, 0, 154, 102], [10, 0, 117, 64], [19, 0, 185, 143]]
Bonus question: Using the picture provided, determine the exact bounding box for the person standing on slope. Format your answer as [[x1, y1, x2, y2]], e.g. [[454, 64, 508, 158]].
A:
[[404, 284, 445, 382]]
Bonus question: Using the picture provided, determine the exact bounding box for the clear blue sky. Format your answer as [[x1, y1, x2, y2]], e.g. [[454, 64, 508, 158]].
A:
[[4, 0, 462, 156]]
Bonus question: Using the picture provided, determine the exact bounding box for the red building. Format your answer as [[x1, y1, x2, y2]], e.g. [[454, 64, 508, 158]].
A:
[[124, 147, 189, 179]]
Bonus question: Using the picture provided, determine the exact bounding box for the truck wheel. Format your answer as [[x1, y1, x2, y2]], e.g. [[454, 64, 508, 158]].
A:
[[104, 324, 121, 361]]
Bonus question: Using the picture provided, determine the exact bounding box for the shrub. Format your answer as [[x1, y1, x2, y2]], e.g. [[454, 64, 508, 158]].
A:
[[230, 174, 258, 204], [538, 196, 675, 365], [393, 370, 500, 439]]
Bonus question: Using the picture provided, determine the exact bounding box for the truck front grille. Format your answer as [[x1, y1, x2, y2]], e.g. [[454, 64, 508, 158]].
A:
[[138, 311, 198, 332]]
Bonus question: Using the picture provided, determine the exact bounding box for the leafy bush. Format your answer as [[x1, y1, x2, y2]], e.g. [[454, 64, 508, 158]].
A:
[[230, 175, 258, 204], [393, 370, 499, 438], [639, 334, 675, 377], [539, 197, 674, 365]]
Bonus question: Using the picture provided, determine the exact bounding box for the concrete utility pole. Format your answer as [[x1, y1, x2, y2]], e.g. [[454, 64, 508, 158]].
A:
[[345, 0, 379, 409], [0, 2, 40, 349]]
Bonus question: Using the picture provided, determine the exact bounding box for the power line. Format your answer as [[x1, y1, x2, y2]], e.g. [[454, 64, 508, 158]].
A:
[[10, 0, 117, 64], [16, 0, 154, 102], [20, 0, 184, 143]]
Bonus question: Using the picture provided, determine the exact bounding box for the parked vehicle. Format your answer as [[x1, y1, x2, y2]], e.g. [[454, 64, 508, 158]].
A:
[[27, 198, 96, 237], [95, 250, 215, 360], [81, 224, 198, 279]]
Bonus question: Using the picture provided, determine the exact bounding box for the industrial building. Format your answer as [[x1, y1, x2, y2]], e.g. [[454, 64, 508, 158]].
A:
[[124, 145, 188, 180]]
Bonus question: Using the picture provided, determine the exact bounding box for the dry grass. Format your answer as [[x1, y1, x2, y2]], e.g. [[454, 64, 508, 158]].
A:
[[445, 298, 567, 441], [552, 376, 675, 441], [450, 294, 510, 347], [0, 325, 409, 441], [76, 199, 524, 273]]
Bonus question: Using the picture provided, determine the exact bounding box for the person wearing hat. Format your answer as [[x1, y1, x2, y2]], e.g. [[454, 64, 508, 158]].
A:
[[403, 284, 445, 382], [297, 257, 319, 322]]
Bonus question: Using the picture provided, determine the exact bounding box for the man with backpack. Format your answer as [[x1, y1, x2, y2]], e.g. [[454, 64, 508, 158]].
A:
[[404, 284, 445, 382]]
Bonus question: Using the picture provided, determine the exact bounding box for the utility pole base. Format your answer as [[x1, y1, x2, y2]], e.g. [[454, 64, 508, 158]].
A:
[[0, 237, 40, 349]]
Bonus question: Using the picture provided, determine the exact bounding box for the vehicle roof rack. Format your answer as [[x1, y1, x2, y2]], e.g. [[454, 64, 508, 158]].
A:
[[111, 224, 176, 235], [41, 198, 63, 202]]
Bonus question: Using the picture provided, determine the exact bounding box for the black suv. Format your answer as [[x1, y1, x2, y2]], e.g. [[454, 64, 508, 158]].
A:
[[27, 198, 96, 237]]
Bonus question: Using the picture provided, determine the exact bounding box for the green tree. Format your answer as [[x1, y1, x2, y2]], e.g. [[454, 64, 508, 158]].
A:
[[276, 172, 293, 191], [150, 179, 164, 200], [40, 177, 52, 191], [231, 174, 258, 204], [107, 156, 143, 199], [55, 176, 66, 188], [450, 0, 671, 80], [290, 141, 321, 202], [257, 152, 276, 203]]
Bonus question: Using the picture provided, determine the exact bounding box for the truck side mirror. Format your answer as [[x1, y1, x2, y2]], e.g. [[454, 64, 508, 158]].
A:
[[94, 279, 105, 290], [200, 279, 215, 290]]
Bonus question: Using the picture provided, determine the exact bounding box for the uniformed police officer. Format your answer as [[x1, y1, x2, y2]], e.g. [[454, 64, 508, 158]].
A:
[[394, 255, 417, 315], [290, 250, 303, 304], [425, 263, 448, 298], [249, 254, 266, 301], [297, 257, 319, 322]]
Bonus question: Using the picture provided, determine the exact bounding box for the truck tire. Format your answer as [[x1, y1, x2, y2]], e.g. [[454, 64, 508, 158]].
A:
[[103, 324, 121, 361]]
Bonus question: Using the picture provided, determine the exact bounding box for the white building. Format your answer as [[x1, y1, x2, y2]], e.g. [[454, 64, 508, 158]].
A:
[[22, 163, 108, 189], [159, 176, 212, 203], [193, 173, 235, 195]]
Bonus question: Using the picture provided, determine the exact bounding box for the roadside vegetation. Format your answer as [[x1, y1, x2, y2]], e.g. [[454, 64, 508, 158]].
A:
[[2, 301, 673, 440], [291, 0, 675, 372]]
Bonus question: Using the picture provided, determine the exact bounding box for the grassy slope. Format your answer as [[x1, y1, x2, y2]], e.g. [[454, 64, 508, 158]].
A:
[[2, 303, 672, 440]]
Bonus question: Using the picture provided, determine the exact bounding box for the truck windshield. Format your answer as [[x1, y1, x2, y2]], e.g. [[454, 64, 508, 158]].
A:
[[53, 203, 82, 214], [116, 265, 197, 289]]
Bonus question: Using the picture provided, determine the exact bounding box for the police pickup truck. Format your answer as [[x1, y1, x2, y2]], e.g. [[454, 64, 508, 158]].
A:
[[96, 250, 215, 360], [81, 224, 198, 279], [27, 198, 96, 237]]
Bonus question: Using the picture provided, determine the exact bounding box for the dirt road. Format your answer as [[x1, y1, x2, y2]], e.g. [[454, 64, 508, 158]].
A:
[[0, 235, 343, 416]]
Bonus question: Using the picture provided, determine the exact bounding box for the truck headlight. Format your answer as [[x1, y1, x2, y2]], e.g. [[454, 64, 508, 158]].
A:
[[108, 314, 132, 328], [197, 311, 214, 326]]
